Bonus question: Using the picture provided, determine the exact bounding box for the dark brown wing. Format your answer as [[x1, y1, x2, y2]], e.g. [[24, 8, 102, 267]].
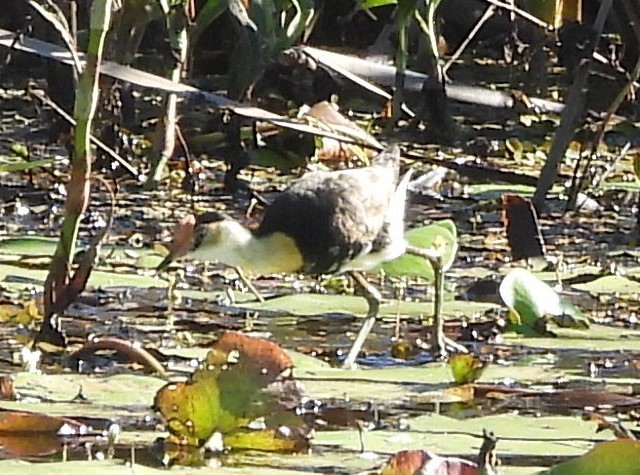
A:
[[256, 164, 398, 274]]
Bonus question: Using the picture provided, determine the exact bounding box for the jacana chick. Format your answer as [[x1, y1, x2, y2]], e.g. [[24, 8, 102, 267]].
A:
[[158, 145, 411, 368]]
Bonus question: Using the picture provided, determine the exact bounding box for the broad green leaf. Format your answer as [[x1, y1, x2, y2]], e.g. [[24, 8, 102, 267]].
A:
[[224, 428, 305, 452], [432, 218, 457, 241], [500, 269, 589, 334], [499, 268, 561, 328], [361, 0, 397, 9], [538, 440, 640, 475], [506, 325, 640, 351], [381, 220, 458, 280], [316, 412, 600, 461], [13, 372, 164, 409], [0, 458, 331, 475], [135, 254, 165, 269], [191, 0, 230, 42], [154, 332, 308, 450], [449, 353, 488, 384]]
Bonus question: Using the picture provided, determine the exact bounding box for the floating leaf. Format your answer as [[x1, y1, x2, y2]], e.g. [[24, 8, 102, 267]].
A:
[[381, 449, 479, 475], [381, 220, 458, 280], [537, 390, 640, 412], [0, 300, 42, 325], [499, 269, 587, 334], [449, 354, 489, 385], [538, 440, 640, 475], [0, 409, 89, 458], [0, 157, 59, 173], [0, 237, 59, 257], [572, 275, 640, 295], [154, 332, 309, 451], [0, 409, 86, 434], [8, 143, 29, 159], [505, 137, 524, 160]]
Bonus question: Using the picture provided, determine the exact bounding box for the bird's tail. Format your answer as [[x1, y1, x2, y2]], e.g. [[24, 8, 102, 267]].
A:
[[372, 144, 401, 168], [371, 144, 401, 182]]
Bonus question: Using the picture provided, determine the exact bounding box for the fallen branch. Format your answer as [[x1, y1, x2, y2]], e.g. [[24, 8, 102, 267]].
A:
[[68, 336, 166, 375], [0, 28, 386, 152]]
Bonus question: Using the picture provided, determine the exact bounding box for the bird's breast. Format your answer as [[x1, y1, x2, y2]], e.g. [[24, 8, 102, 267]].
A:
[[241, 232, 305, 276]]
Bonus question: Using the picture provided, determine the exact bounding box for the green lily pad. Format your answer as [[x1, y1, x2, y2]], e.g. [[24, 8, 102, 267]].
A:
[[0, 237, 60, 257], [449, 353, 488, 384], [239, 292, 498, 319], [154, 332, 309, 450], [538, 440, 640, 475], [0, 157, 60, 173], [381, 220, 458, 280], [499, 269, 588, 334], [499, 268, 561, 328], [571, 275, 640, 294]]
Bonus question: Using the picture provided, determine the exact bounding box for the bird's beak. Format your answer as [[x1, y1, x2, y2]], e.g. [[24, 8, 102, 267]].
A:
[[156, 214, 197, 273]]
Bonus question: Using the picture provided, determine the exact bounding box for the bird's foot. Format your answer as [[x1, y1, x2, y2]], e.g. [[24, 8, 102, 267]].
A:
[[340, 359, 359, 370], [444, 336, 467, 354]]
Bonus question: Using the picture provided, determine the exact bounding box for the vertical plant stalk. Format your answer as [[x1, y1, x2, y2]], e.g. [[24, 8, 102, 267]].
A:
[[392, 14, 409, 123], [146, 8, 189, 189], [424, 0, 441, 72], [391, 0, 419, 124], [532, 0, 613, 211], [431, 252, 446, 357], [407, 244, 466, 357], [414, 0, 456, 141], [43, 0, 113, 334]]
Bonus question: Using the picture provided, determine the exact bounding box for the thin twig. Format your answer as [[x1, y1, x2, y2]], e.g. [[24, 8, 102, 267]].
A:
[[443, 5, 496, 76], [29, 88, 141, 179], [590, 24, 640, 154], [28, 0, 82, 73], [233, 266, 265, 303], [482, 0, 549, 28]]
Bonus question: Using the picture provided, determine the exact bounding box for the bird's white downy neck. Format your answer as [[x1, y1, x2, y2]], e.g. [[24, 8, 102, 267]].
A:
[[190, 219, 304, 275]]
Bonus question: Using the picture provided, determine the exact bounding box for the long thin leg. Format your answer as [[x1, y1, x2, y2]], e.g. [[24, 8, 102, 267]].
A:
[[342, 271, 381, 369], [232, 266, 265, 303]]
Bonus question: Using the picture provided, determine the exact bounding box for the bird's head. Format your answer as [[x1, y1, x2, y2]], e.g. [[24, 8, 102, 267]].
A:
[[156, 211, 233, 272]]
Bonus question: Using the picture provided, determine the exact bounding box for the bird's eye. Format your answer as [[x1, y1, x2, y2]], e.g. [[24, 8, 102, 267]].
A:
[[193, 227, 207, 249]]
